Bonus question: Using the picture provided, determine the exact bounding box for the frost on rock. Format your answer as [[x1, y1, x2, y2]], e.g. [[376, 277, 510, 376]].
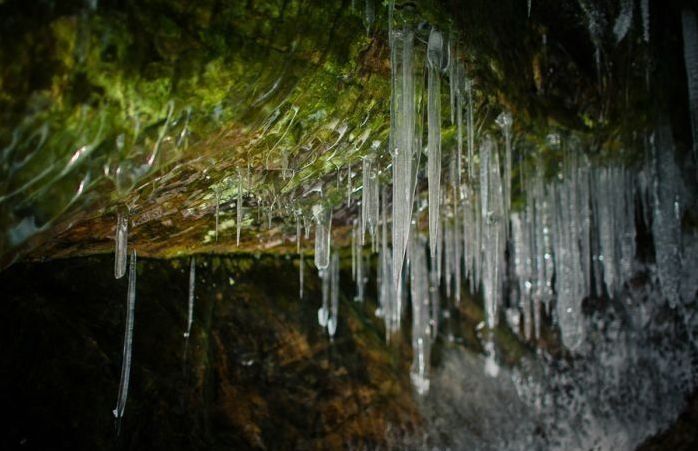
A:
[[114, 209, 128, 279], [113, 249, 137, 433]]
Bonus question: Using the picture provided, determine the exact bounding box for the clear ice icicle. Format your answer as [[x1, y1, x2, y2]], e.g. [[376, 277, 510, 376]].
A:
[[409, 237, 431, 394], [114, 209, 128, 279], [318, 268, 329, 327], [495, 111, 513, 233], [682, 9, 698, 163], [391, 28, 420, 305], [641, 0, 650, 42], [613, 0, 634, 43], [299, 250, 304, 300], [184, 257, 195, 338], [328, 253, 340, 337], [427, 28, 444, 266], [113, 249, 137, 432], [237, 170, 243, 246], [313, 203, 332, 270]]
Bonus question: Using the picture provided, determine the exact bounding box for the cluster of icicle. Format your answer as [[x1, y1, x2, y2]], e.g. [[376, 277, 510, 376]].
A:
[[305, 10, 688, 396], [108, 1, 693, 403]]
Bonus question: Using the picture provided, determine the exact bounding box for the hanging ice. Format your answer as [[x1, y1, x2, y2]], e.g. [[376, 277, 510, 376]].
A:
[[650, 125, 683, 308], [479, 135, 505, 329], [328, 253, 340, 337], [184, 256, 195, 338], [114, 209, 128, 279], [318, 268, 329, 327], [299, 250, 305, 300], [113, 249, 137, 433], [641, 0, 650, 42], [361, 155, 379, 244], [313, 203, 332, 270], [237, 170, 243, 246], [409, 236, 431, 394], [427, 28, 444, 266], [682, 8, 698, 162], [613, 0, 634, 43], [495, 111, 513, 234], [390, 27, 421, 305]]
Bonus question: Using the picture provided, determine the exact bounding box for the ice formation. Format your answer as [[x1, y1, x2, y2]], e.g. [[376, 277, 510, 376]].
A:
[[682, 8, 698, 162], [184, 256, 195, 339], [114, 209, 128, 279], [113, 249, 137, 433], [427, 29, 444, 267]]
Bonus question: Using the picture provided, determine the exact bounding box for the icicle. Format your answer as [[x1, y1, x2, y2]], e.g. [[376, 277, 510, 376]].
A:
[[356, 239, 365, 303], [351, 219, 357, 281], [299, 250, 304, 300], [184, 257, 195, 338], [528, 0, 532, 18], [346, 164, 353, 207], [495, 111, 513, 235], [296, 214, 301, 254], [682, 9, 698, 163], [641, 0, 650, 43], [651, 125, 683, 308], [466, 79, 475, 181], [114, 209, 128, 279], [236, 170, 243, 246], [613, 0, 634, 43], [361, 155, 380, 244], [312, 203, 332, 270], [390, 28, 420, 309], [328, 253, 340, 337], [113, 249, 137, 433], [214, 189, 220, 242], [427, 28, 444, 268], [318, 268, 329, 327], [480, 135, 505, 329], [410, 237, 431, 394]]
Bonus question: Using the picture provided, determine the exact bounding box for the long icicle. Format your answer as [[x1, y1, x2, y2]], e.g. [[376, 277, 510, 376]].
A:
[[184, 256, 195, 339], [113, 249, 137, 434], [427, 28, 444, 269]]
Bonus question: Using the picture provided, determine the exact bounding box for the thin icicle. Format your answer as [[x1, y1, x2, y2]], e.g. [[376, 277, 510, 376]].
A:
[[495, 111, 513, 234], [328, 253, 340, 337], [641, 0, 650, 43], [299, 250, 305, 300], [466, 79, 475, 181], [114, 209, 128, 279], [214, 189, 220, 242], [236, 170, 243, 246], [682, 9, 698, 163], [427, 28, 444, 267], [613, 0, 634, 43], [184, 257, 195, 338], [113, 249, 137, 433], [410, 236, 431, 394]]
